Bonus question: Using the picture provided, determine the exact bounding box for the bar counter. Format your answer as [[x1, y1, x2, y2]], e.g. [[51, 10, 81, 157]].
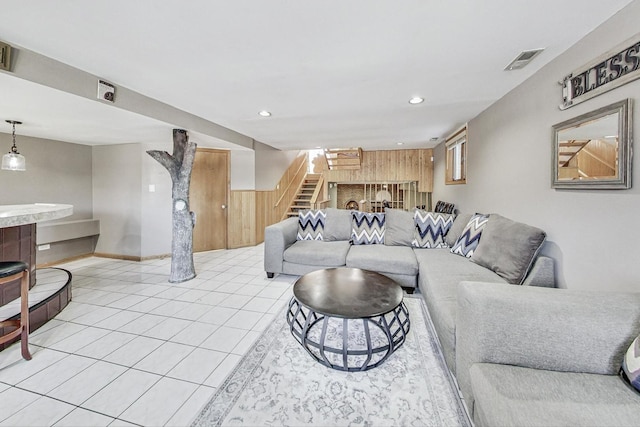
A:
[[0, 203, 73, 294]]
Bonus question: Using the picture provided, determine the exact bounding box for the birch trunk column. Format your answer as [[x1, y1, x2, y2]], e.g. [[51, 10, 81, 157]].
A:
[[147, 129, 197, 283]]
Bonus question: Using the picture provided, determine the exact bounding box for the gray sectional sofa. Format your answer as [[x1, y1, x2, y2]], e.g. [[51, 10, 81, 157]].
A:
[[456, 282, 640, 426], [264, 207, 640, 425], [264, 207, 554, 368]]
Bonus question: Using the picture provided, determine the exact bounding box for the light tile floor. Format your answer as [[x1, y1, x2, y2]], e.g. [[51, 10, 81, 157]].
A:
[[0, 244, 297, 426]]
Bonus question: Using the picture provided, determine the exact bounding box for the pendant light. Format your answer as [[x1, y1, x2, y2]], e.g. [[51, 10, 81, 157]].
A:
[[2, 120, 26, 171]]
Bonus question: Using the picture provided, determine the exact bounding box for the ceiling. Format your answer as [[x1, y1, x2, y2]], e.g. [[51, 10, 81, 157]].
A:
[[0, 0, 634, 151]]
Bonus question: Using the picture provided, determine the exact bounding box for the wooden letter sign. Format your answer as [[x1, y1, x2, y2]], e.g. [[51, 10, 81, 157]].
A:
[[561, 33, 640, 109]]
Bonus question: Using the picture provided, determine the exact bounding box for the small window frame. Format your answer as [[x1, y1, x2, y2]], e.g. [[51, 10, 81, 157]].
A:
[[445, 124, 467, 185]]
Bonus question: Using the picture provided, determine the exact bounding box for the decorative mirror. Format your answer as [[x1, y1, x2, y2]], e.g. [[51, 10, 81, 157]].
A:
[[552, 98, 632, 189]]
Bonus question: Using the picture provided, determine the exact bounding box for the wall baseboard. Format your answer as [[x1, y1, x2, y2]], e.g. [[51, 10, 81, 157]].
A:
[[93, 252, 172, 262], [37, 252, 93, 268], [93, 252, 142, 262], [227, 242, 257, 249], [141, 253, 172, 261]]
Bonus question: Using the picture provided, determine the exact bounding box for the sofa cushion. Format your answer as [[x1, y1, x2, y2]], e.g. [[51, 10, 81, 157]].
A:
[[297, 209, 326, 241], [283, 240, 350, 267], [384, 208, 415, 246], [412, 211, 453, 248], [323, 207, 352, 241], [444, 213, 472, 247], [416, 248, 506, 297], [346, 244, 418, 276], [416, 248, 506, 372], [351, 211, 385, 245], [450, 213, 489, 257], [470, 363, 640, 427], [622, 335, 640, 394], [471, 214, 546, 285], [434, 200, 455, 214]]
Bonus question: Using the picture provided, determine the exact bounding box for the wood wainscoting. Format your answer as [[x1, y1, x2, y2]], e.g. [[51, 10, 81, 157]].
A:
[[228, 190, 257, 249]]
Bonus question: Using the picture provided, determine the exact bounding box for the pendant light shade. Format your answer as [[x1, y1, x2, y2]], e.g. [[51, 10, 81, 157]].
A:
[[2, 120, 25, 171]]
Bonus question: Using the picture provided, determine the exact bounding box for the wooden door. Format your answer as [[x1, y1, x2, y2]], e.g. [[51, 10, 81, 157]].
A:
[[190, 148, 229, 252]]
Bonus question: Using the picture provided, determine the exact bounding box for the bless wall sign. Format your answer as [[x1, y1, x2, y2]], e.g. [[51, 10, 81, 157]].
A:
[[561, 33, 640, 109]]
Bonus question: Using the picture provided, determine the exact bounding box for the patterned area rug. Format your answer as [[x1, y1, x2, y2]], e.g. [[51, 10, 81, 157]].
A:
[[191, 295, 470, 427]]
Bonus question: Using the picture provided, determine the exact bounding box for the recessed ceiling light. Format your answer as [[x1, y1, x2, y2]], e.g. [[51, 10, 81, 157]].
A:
[[258, 110, 271, 117], [408, 97, 424, 105], [397, 142, 404, 146]]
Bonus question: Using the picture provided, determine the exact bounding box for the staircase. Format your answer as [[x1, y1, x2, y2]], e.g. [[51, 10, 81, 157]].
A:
[[285, 174, 321, 217], [558, 139, 590, 167], [324, 148, 362, 170]]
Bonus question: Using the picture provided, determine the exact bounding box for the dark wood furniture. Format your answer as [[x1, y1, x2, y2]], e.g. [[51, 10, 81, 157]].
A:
[[0, 261, 31, 360]]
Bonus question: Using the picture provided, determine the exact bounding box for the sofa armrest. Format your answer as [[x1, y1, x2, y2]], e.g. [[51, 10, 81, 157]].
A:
[[455, 281, 640, 415], [521, 255, 555, 287], [264, 217, 299, 275]]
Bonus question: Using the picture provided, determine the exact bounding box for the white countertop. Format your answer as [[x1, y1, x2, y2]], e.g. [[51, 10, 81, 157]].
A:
[[0, 204, 74, 228]]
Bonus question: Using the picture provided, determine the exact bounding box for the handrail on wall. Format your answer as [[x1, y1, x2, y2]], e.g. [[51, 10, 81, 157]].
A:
[[274, 154, 308, 208]]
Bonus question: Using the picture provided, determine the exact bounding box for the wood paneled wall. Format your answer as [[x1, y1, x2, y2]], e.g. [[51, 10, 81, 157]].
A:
[[228, 149, 434, 248], [255, 190, 278, 244], [228, 190, 256, 249], [576, 140, 617, 178], [323, 149, 433, 192]]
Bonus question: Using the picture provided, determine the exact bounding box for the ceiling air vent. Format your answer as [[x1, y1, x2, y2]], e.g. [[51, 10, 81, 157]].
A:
[[504, 48, 544, 71]]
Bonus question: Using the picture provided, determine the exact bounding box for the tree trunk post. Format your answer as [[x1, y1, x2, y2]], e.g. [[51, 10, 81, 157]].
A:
[[147, 129, 197, 283]]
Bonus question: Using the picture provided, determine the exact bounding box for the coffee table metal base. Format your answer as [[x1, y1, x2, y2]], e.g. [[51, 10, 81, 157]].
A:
[[286, 298, 410, 372]]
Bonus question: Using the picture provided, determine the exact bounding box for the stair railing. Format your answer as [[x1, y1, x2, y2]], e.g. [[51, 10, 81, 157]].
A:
[[274, 155, 308, 208]]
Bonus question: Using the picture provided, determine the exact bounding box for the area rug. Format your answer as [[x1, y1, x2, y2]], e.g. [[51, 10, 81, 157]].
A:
[[191, 295, 471, 426]]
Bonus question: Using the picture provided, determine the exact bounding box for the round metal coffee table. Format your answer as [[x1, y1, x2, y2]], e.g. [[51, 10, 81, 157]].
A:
[[286, 267, 410, 372]]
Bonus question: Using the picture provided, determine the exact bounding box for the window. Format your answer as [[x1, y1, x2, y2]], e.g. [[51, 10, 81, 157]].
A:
[[445, 125, 467, 185]]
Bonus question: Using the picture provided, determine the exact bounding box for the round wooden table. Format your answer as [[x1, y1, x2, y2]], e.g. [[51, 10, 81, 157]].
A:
[[286, 267, 410, 371]]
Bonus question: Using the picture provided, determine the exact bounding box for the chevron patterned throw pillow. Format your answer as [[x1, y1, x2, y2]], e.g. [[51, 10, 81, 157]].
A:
[[412, 210, 454, 248], [434, 200, 456, 214], [297, 209, 326, 241], [450, 213, 489, 257], [351, 211, 385, 245], [621, 335, 640, 394]]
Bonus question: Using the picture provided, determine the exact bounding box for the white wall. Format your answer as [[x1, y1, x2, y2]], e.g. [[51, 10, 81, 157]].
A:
[[230, 150, 256, 190], [92, 144, 142, 257], [95, 141, 260, 258], [254, 142, 300, 190], [0, 133, 95, 264], [0, 133, 93, 218], [140, 141, 173, 258], [433, 1, 640, 291]]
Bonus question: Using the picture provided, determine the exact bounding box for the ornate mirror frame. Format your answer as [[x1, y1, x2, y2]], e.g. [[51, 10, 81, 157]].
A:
[[552, 98, 632, 189]]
